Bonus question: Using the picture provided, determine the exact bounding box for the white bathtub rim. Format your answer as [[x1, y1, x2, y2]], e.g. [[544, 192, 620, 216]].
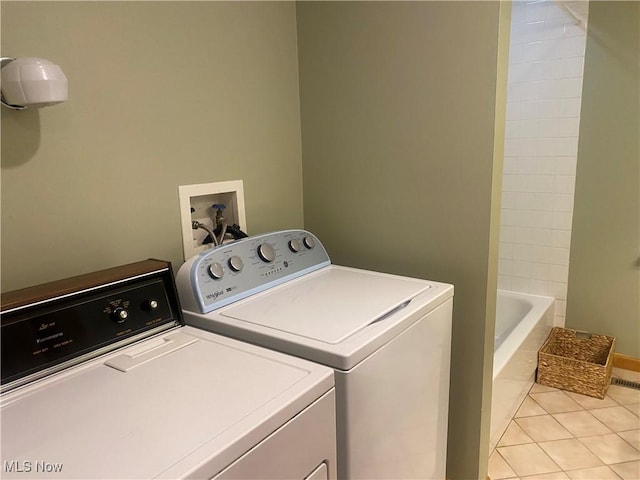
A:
[[493, 289, 555, 379]]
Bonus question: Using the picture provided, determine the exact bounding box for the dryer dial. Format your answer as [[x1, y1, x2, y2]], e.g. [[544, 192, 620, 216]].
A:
[[143, 299, 159, 311], [112, 307, 129, 323]]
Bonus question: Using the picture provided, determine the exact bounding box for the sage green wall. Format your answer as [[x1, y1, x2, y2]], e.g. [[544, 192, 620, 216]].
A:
[[566, 1, 640, 357], [1, 1, 304, 291], [296, 2, 507, 478]]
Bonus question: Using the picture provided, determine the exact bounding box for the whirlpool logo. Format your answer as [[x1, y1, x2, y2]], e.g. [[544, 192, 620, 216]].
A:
[[205, 290, 225, 301]]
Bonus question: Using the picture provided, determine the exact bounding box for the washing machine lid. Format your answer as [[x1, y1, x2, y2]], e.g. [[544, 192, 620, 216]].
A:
[[0, 327, 333, 479], [220, 266, 431, 344]]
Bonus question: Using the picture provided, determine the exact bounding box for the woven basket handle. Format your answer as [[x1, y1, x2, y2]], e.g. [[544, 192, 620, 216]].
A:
[[575, 330, 593, 340]]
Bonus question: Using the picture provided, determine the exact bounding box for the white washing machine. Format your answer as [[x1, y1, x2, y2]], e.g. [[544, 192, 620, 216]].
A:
[[1, 260, 337, 480], [176, 230, 453, 479]]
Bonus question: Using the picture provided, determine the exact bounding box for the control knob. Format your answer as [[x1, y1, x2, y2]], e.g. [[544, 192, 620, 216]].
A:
[[288, 239, 302, 253], [207, 262, 224, 280], [303, 236, 316, 249], [228, 255, 244, 272], [112, 307, 129, 323], [257, 243, 276, 263], [143, 299, 159, 311]]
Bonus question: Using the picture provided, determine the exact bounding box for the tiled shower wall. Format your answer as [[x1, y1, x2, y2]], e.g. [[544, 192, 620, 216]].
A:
[[498, 0, 589, 326]]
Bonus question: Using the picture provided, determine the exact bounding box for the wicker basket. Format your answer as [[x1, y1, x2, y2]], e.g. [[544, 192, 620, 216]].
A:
[[537, 327, 615, 399]]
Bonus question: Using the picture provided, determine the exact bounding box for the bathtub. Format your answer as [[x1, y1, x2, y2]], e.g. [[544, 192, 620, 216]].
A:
[[490, 290, 555, 451]]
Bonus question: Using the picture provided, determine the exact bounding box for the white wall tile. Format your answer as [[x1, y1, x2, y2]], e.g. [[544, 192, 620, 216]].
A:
[[532, 227, 552, 246], [501, 209, 517, 227], [528, 174, 555, 192], [500, 242, 515, 260], [550, 264, 569, 283], [500, 258, 514, 275], [511, 2, 527, 26], [530, 210, 553, 228], [531, 262, 550, 281], [559, 35, 588, 57], [550, 281, 568, 300], [560, 97, 582, 117], [564, 22, 586, 39], [552, 211, 573, 230], [553, 193, 574, 212], [530, 279, 551, 295], [537, 137, 559, 156], [498, 275, 512, 290], [540, 58, 566, 80], [551, 229, 571, 248], [533, 245, 553, 263], [526, 2, 547, 23], [502, 191, 519, 209], [561, 138, 579, 156], [503, 174, 527, 192], [543, 18, 568, 41], [503, 157, 523, 175], [549, 247, 570, 265], [556, 77, 584, 97], [538, 99, 563, 118], [554, 156, 577, 175], [498, 0, 587, 327], [506, 101, 522, 120], [539, 117, 580, 138], [533, 193, 555, 211], [512, 276, 532, 292], [513, 259, 532, 277], [555, 175, 576, 193], [544, 1, 569, 21], [500, 226, 515, 243], [564, 56, 585, 77]]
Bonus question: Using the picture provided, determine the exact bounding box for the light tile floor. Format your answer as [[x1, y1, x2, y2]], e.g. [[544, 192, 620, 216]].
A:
[[489, 368, 640, 480]]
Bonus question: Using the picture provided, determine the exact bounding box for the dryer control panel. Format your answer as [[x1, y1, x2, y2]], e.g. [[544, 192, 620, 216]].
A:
[[177, 230, 331, 313], [1, 260, 182, 392]]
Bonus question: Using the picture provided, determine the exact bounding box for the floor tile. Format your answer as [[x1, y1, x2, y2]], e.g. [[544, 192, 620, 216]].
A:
[[565, 465, 623, 479], [590, 406, 640, 432], [626, 404, 640, 417], [499, 420, 535, 447], [532, 383, 561, 393], [489, 450, 517, 480], [579, 433, 640, 464], [538, 439, 603, 471], [498, 443, 562, 477], [516, 415, 573, 442], [553, 410, 612, 437], [608, 385, 640, 406], [619, 429, 640, 451], [490, 371, 640, 480], [521, 472, 570, 479], [566, 391, 619, 409], [610, 461, 640, 480], [516, 396, 548, 417], [531, 391, 584, 414]]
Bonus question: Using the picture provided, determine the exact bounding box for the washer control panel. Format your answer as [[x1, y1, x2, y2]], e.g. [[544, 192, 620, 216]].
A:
[[178, 230, 331, 313]]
